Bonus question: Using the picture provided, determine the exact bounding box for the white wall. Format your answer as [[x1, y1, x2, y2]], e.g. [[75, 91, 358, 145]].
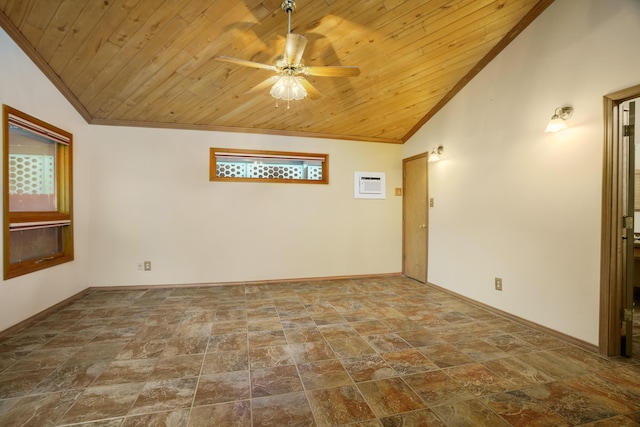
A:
[[0, 29, 91, 331], [88, 126, 402, 286], [404, 0, 640, 345]]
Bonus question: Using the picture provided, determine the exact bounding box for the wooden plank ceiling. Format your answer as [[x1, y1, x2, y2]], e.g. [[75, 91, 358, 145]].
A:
[[0, 0, 553, 144]]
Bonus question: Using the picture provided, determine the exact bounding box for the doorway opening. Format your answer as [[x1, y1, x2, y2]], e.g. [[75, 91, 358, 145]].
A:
[[600, 84, 640, 357]]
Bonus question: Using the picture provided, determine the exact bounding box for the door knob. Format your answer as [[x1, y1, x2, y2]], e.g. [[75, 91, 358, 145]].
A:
[[419, 224, 426, 229]]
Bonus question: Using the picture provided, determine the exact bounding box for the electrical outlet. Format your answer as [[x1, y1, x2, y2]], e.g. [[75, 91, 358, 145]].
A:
[[429, 198, 434, 207], [143, 261, 151, 271], [495, 277, 503, 291]]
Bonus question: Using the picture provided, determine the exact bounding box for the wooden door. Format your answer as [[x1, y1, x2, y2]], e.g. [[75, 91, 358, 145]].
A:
[[403, 154, 428, 282]]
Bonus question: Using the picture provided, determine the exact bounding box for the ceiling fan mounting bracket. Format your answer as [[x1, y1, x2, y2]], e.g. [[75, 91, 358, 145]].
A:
[[281, 0, 296, 14]]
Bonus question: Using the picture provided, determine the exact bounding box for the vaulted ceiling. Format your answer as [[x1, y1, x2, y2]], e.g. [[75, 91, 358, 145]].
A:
[[0, 0, 553, 143]]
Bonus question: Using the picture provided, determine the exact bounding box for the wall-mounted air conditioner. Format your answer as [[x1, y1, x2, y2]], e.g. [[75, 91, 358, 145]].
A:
[[354, 171, 386, 199]]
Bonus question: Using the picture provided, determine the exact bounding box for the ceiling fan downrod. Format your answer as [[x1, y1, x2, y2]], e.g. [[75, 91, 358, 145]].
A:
[[281, 0, 296, 34]]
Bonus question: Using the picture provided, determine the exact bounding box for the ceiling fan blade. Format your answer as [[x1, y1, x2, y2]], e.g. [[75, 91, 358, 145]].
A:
[[300, 78, 321, 100], [214, 56, 276, 71], [303, 65, 361, 77], [283, 33, 307, 65], [246, 76, 280, 95]]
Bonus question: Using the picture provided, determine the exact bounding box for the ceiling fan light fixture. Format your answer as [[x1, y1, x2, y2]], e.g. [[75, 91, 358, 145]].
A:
[[270, 75, 307, 101]]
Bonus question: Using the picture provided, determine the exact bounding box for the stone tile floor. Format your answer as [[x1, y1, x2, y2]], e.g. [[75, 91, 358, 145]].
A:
[[0, 276, 639, 426]]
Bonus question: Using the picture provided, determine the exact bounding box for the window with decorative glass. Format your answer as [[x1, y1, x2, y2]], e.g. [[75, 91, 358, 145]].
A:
[[210, 148, 328, 184], [3, 105, 73, 279]]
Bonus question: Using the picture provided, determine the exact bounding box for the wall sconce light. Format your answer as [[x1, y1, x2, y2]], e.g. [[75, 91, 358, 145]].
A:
[[545, 106, 573, 132], [428, 146, 444, 162]]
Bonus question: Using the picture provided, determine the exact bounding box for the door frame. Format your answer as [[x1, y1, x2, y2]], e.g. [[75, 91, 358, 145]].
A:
[[402, 152, 429, 282], [600, 83, 640, 356]]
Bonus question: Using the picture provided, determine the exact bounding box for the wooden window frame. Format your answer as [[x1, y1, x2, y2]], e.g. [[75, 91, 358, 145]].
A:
[[210, 148, 329, 184], [3, 105, 73, 279]]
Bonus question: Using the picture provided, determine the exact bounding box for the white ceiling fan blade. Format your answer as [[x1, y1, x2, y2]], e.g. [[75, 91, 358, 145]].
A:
[[215, 56, 276, 71], [283, 33, 307, 65], [246, 76, 280, 95], [300, 78, 321, 99], [303, 65, 361, 77]]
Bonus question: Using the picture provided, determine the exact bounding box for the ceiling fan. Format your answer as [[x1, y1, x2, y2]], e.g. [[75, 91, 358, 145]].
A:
[[214, 0, 360, 106]]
